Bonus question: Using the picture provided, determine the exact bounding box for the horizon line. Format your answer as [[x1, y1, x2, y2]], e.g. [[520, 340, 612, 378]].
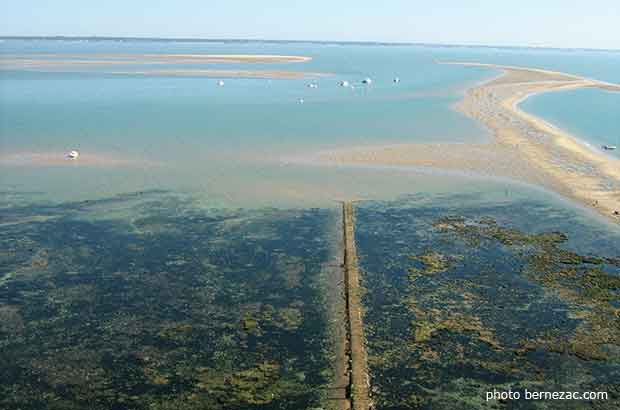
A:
[[1, 35, 619, 53]]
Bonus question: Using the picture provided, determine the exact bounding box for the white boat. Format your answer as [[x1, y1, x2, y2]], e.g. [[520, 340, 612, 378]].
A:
[[67, 150, 80, 160], [393, 77, 400, 83], [218, 80, 225, 86], [362, 77, 372, 85], [602, 145, 617, 150], [339, 80, 350, 87]]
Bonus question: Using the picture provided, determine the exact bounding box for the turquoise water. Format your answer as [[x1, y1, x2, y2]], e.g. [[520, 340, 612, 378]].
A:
[[1, 39, 619, 206], [521, 88, 620, 156], [2, 40, 620, 410]]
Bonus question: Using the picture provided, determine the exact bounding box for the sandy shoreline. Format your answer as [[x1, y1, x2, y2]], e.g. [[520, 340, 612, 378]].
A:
[[308, 63, 620, 223], [0, 54, 320, 78], [1, 53, 312, 65]]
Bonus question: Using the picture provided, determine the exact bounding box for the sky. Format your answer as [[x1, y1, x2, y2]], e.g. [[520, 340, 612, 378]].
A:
[[2, 1, 620, 49]]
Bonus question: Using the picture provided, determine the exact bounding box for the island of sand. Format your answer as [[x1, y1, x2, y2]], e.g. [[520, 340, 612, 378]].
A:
[[311, 63, 620, 223], [0, 53, 326, 79]]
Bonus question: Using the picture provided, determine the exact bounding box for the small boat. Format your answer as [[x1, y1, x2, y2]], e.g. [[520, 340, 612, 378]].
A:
[[393, 77, 400, 83], [67, 150, 80, 160], [362, 77, 372, 85], [218, 80, 225, 86], [339, 80, 350, 87], [307, 83, 318, 89], [602, 145, 617, 150]]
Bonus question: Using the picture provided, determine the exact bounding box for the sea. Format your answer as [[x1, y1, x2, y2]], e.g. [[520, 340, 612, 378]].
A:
[[1, 38, 618, 208], [2, 38, 620, 410]]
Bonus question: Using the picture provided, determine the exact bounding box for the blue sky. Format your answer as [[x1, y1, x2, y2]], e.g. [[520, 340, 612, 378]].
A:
[[2, 1, 619, 49]]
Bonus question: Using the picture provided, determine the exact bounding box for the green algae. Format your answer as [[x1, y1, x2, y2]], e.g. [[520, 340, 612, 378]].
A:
[[580, 268, 620, 302], [408, 251, 453, 277], [435, 216, 620, 362], [194, 362, 308, 406], [355, 199, 620, 409], [242, 314, 262, 335], [0, 305, 24, 336], [412, 314, 502, 350], [275, 307, 304, 331], [0, 193, 337, 410]]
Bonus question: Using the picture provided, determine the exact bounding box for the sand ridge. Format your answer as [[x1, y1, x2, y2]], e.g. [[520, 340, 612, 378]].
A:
[[1, 53, 312, 64], [0, 54, 321, 78], [309, 63, 620, 223]]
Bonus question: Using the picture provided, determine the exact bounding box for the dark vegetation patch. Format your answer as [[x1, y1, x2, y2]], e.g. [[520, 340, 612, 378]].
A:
[[356, 196, 620, 410], [0, 193, 335, 410]]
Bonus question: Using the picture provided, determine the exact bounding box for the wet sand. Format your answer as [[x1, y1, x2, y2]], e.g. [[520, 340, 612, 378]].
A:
[[0, 54, 321, 78], [309, 63, 620, 223], [0, 54, 312, 68], [0, 151, 159, 167]]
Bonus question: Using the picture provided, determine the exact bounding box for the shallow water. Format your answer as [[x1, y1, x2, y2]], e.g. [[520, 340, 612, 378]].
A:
[[521, 88, 620, 157], [1, 39, 616, 206], [2, 39, 620, 410], [2, 184, 619, 409], [0, 191, 339, 410], [355, 193, 620, 410]]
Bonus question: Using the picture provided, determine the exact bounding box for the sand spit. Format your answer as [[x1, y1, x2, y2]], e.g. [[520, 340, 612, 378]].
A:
[[0, 54, 324, 78], [0, 54, 313, 70], [311, 63, 620, 223], [1, 53, 312, 63], [0, 151, 159, 167]]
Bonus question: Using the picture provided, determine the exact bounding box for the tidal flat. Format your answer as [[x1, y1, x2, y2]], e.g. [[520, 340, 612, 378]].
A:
[[355, 194, 620, 410], [0, 191, 338, 410]]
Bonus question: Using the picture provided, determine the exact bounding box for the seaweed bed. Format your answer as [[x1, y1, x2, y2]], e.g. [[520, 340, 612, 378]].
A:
[[3, 189, 620, 410], [355, 193, 620, 410], [0, 191, 337, 410]]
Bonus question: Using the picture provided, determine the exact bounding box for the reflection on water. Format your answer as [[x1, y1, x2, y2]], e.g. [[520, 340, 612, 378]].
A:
[[0, 190, 337, 410], [355, 194, 620, 409]]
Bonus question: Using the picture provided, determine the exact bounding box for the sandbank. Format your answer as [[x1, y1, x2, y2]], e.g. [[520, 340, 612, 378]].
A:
[[0, 54, 313, 70], [2, 53, 312, 63], [0, 54, 324, 78], [306, 63, 620, 223]]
